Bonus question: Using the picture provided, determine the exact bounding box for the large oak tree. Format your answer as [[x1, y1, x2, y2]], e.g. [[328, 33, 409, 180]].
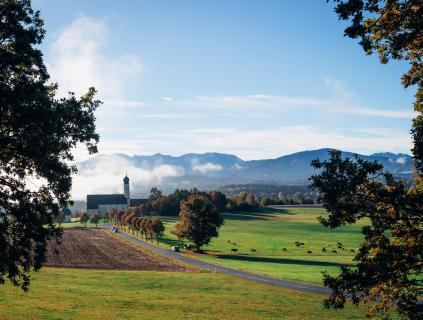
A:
[[309, 1, 423, 318], [174, 195, 224, 251], [0, 0, 100, 290]]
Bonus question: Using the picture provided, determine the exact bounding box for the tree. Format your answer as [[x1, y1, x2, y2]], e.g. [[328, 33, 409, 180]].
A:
[[149, 187, 163, 201], [174, 195, 224, 251], [311, 1, 423, 318], [208, 190, 227, 212], [260, 196, 271, 208], [55, 213, 65, 226], [140, 218, 148, 239], [89, 213, 100, 228], [150, 219, 165, 244], [80, 213, 89, 228], [0, 1, 100, 291], [330, 0, 423, 168]]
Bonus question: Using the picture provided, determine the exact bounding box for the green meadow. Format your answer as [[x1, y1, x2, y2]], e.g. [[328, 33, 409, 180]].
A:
[[0, 267, 368, 320], [149, 207, 365, 284]]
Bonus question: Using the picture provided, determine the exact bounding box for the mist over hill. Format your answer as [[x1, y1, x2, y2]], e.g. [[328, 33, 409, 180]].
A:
[[72, 148, 413, 199]]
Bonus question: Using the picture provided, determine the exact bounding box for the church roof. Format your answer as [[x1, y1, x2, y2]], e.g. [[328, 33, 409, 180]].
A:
[[123, 175, 129, 184], [87, 194, 127, 209]]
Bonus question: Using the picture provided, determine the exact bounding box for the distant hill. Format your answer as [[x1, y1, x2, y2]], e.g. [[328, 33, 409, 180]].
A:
[[75, 149, 413, 196]]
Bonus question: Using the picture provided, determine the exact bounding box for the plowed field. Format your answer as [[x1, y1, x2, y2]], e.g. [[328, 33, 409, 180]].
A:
[[45, 228, 190, 272]]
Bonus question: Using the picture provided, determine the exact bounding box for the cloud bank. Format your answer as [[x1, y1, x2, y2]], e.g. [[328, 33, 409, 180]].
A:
[[72, 155, 183, 199]]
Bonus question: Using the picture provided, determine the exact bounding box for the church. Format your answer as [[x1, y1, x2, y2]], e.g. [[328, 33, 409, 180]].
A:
[[86, 175, 148, 215]]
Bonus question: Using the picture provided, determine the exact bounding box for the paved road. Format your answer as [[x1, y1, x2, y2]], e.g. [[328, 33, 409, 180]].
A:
[[113, 228, 331, 296]]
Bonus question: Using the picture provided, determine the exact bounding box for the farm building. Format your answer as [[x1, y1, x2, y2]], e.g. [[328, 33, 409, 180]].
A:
[[86, 175, 148, 215]]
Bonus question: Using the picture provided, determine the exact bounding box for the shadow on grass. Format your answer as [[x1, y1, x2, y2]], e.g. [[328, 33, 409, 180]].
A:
[[213, 254, 352, 268], [222, 208, 294, 221]]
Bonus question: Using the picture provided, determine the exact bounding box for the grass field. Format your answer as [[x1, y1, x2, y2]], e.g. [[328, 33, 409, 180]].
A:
[[142, 207, 365, 284], [0, 267, 369, 319]]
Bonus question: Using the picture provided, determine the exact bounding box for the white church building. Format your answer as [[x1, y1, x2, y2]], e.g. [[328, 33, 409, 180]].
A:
[[86, 175, 147, 215]]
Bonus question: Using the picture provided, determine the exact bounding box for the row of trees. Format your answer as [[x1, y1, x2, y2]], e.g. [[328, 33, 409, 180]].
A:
[[139, 188, 259, 216], [257, 191, 320, 207], [106, 208, 165, 243]]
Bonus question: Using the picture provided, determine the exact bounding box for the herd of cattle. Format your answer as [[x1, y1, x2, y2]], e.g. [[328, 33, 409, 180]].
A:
[[226, 240, 357, 255]]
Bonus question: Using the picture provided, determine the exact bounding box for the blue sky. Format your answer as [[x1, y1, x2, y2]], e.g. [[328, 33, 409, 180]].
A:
[[34, 0, 415, 160]]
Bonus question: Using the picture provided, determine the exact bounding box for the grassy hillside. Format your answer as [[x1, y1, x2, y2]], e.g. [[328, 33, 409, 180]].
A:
[[0, 268, 368, 319], [145, 207, 365, 284]]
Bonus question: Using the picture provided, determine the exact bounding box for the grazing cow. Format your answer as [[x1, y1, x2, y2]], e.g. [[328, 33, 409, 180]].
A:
[[227, 240, 231, 244], [231, 248, 238, 253], [350, 249, 355, 253], [251, 249, 257, 253], [337, 244, 343, 249], [300, 242, 305, 246], [337, 242, 343, 246], [307, 250, 312, 254], [232, 242, 237, 246], [295, 243, 301, 247], [322, 247, 327, 252], [282, 248, 287, 252], [332, 250, 337, 254]]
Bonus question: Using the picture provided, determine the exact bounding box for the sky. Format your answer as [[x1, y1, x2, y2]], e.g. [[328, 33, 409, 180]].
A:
[[34, 0, 416, 162]]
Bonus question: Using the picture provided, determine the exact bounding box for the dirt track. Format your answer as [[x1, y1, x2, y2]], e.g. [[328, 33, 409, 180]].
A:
[[45, 228, 190, 272]]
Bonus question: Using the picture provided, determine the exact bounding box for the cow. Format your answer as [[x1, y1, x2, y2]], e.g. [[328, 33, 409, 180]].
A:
[[231, 248, 238, 253], [251, 249, 257, 253], [307, 250, 312, 254], [322, 247, 327, 252], [332, 250, 337, 254], [282, 248, 288, 252]]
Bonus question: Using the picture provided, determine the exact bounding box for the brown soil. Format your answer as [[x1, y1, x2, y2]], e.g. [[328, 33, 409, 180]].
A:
[[45, 228, 190, 272]]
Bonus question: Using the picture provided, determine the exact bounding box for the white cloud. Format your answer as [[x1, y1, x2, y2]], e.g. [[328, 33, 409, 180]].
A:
[[233, 163, 243, 170], [47, 16, 143, 99], [191, 161, 223, 173], [172, 94, 414, 119], [396, 157, 406, 164], [72, 154, 183, 199]]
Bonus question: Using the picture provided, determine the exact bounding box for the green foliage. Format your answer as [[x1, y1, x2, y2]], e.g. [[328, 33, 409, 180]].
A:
[[323, 1, 423, 318], [0, 0, 100, 291], [331, 0, 423, 170], [310, 150, 423, 318], [174, 195, 224, 251]]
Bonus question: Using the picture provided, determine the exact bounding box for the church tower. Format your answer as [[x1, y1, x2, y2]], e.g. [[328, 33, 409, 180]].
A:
[[123, 174, 130, 206]]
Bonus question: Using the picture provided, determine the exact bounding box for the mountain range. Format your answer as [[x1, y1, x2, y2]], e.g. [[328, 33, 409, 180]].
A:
[[76, 148, 413, 196]]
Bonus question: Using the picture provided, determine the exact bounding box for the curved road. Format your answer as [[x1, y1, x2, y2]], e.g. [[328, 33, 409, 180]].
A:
[[113, 229, 331, 296]]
